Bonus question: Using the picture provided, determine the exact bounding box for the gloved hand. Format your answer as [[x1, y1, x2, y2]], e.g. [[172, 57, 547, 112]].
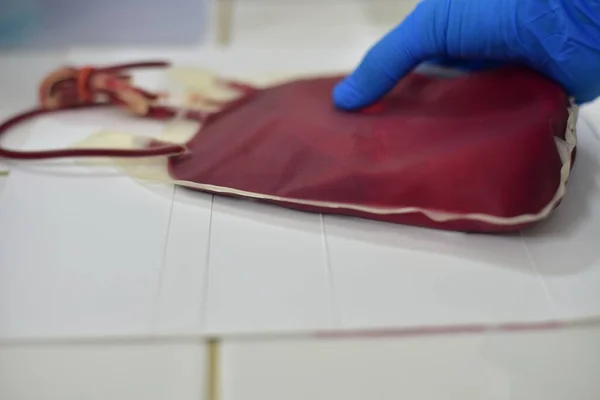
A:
[[333, 0, 600, 110]]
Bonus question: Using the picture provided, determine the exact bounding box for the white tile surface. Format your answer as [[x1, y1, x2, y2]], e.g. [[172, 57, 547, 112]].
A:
[[2, 326, 600, 400], [0, 52, 67, 115], [0, 342, 205, 400], [522, 108, 600, 319], [325, 215, 555, 329], [155, 187, 212, 333], [0, 120, 174, 339], [222, 325, 600, 400], [204, 198, 334, 334]]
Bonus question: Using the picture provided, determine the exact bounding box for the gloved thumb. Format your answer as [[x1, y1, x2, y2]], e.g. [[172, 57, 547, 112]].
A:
[[333, 1, 443, 110]]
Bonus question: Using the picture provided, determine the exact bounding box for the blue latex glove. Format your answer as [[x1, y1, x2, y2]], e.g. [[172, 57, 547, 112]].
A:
[[333, 0, 600, 110]]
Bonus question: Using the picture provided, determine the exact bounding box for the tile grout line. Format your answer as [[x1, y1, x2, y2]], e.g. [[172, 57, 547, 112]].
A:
[[202, 197, 218, 400], [151, 184, 178, 333], [205, 338, 221, 400], [199, 195, 216, 332], [216, 0, 234, 47], [321, 214, 342, 329]]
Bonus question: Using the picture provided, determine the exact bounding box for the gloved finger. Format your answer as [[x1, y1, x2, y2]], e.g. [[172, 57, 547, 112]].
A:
[[333, 1, 442, 110], [422, 57, 506, 72]]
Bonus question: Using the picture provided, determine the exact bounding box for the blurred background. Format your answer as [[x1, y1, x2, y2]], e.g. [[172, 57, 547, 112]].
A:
[[0, 0, 418, 49]]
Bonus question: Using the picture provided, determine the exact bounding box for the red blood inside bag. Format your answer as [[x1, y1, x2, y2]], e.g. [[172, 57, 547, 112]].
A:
[[0, 63, 575, 233], [166, 67, 573, 232]]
